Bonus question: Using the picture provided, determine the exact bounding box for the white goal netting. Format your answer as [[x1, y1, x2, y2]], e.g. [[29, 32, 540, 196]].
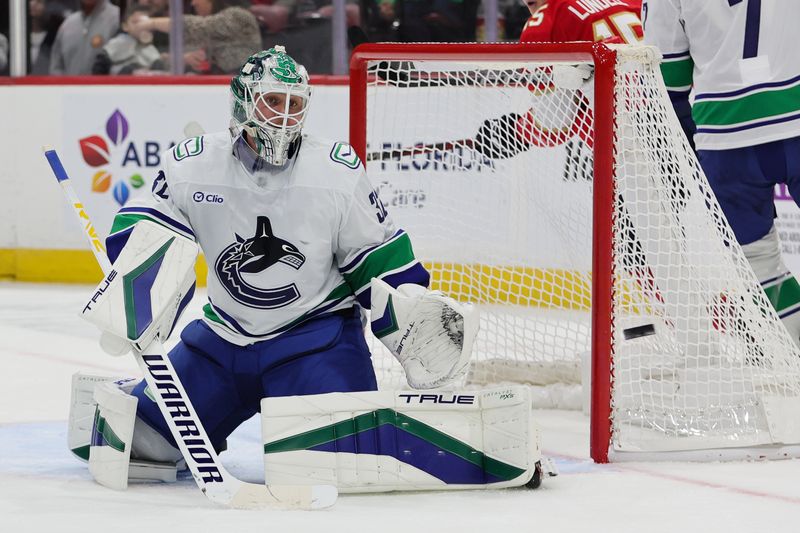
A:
[[353, 44, 800, 460]]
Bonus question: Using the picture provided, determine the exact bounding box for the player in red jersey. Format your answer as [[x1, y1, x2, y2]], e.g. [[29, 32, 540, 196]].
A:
[[520, 0, 643, 44], [519, 1, 555, 42], [508, 0, 644, 152]]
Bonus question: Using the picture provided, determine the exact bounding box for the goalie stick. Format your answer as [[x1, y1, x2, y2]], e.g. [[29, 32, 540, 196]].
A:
[[42, 147, 337, 510]]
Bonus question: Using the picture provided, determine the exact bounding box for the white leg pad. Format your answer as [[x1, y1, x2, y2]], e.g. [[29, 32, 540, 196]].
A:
[[68, 373, 127, 462], [261, 386, 540, 493], [70, 373, 182, 488], [89, 381, 139, 490]]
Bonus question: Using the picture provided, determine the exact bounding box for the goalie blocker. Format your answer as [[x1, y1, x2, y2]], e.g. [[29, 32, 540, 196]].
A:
[[261, 386, 544, 492], [81, 220, 198, 356]]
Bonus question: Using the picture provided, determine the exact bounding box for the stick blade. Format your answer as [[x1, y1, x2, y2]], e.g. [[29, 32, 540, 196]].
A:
[[221, 483, 338, 510]]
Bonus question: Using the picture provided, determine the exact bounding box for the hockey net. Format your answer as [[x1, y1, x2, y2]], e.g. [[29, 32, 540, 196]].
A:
[[349, 43, 800, 462]]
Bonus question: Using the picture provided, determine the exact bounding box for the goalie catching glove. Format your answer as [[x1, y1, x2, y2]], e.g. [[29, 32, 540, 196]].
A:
[[370, 278, 479, 389], [81, 220, 198, 355]]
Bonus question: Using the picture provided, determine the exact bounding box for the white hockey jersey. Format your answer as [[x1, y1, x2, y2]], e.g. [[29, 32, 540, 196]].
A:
[[107, 132, 428, 346], [643, 0, 800, 149]]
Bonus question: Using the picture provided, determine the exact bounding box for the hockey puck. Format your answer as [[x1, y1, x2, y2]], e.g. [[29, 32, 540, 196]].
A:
[[623, 324, 656, 340]]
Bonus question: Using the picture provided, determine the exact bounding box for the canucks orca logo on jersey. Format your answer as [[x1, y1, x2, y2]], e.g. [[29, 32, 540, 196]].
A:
[[214, 216, 306, 309]]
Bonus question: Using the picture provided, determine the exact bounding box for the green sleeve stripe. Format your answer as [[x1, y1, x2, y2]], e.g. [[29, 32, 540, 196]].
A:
[[203, 303, 225, 325], [660, 57, 694, 91], [342, 233, 418, 292], [109, 213, 179, 236], [109, 213, 150, 235], [340, 231, 407, 274], [272, 283, 353, 333], [693, 83, 800, 127], [321, 281, 354, 304]]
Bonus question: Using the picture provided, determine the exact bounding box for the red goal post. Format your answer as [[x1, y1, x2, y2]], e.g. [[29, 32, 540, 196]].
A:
[[348, 42, 800, 463], [351, 42, 616, 463]]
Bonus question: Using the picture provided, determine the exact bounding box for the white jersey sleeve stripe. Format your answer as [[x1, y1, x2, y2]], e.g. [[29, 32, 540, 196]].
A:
[[339, 229, 406, 274], [695, 73, 800, 101]]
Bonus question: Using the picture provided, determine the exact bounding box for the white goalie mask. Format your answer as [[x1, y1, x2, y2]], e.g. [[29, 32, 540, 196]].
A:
[[230, 47, 312, 166]]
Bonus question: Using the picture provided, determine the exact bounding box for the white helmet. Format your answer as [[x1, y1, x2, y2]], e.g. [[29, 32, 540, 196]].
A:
[[230, 47, 312, 166]]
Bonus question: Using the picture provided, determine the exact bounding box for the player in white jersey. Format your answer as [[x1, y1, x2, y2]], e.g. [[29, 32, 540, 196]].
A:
[[644, 1, 800, 342], [71, 48, 480, 476]]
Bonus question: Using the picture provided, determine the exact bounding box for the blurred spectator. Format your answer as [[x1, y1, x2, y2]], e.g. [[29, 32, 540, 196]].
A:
[[92, 2, 165, 74], [312, 0, 360, 27], [253, 0, 360, 74], [0, 1, 8, 75], [30, 0, 49, 67], [137, 0, 170, 53], [51, 0, 80, 9], [250, 0, 290, 35], [139, 0, 169, 13], [258, 1, 328, 73], [133, 0, 261, 73], [503, 0, 531, 41], [254, 0, 359, 31], [29, 0, 69, 74], [359, 0, 398, 42], [50, 0, 120, 74], [0, 33, 8, 75], [397, 0, 478, 42]]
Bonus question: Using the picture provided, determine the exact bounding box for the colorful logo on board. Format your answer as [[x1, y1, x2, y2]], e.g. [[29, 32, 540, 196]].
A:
[[78, 109, 145, 206], [77, 109, 186, 206]]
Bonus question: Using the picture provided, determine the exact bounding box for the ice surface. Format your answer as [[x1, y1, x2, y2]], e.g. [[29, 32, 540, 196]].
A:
[[1, 282, 799, 532]]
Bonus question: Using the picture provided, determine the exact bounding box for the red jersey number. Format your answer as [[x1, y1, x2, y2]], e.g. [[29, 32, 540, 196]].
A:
[[521, 0, 643, 44]]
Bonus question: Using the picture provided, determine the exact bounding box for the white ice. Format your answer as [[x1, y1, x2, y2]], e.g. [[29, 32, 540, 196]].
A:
[[1, 281, 799, 533]]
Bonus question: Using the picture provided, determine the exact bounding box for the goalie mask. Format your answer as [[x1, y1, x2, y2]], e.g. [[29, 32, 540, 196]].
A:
[[230, 47, 311, 166]]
